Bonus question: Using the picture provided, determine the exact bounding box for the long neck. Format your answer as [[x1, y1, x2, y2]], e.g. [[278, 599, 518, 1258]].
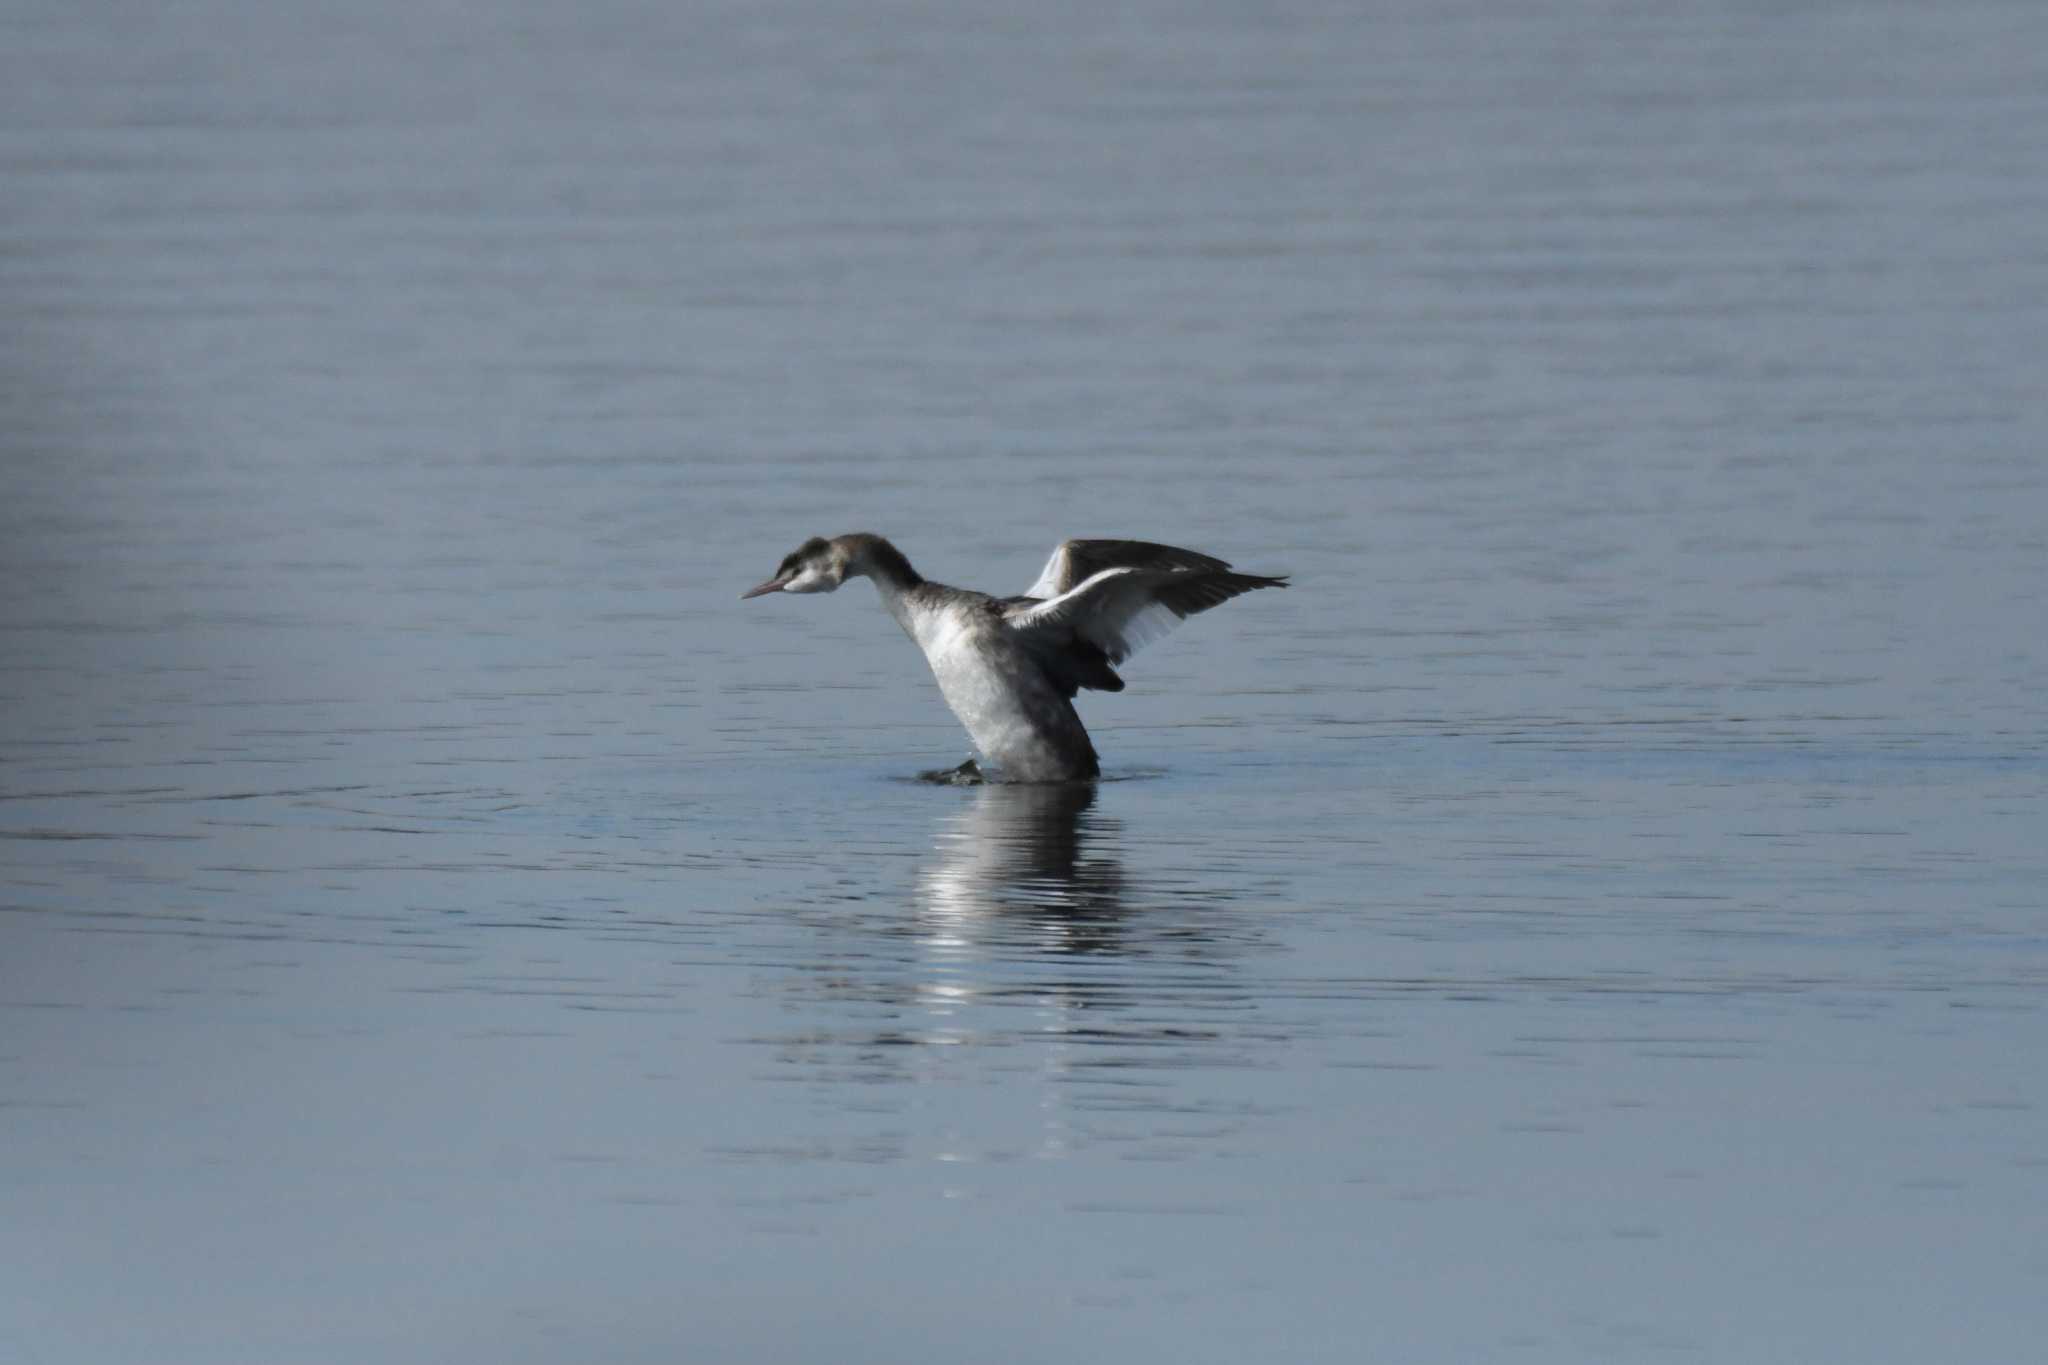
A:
[[852, 535, 921, 593], [844, 535, 925, 638]]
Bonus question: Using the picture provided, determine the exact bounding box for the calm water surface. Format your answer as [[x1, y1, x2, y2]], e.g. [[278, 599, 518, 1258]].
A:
[[4, 1, 2047, 1361]]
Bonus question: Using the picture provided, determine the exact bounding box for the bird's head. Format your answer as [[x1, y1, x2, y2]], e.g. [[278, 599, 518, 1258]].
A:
[[741, 535, 851, 599]]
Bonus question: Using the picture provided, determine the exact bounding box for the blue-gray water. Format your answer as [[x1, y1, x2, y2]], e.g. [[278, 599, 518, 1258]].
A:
[[5, 1, 2047, 1360]]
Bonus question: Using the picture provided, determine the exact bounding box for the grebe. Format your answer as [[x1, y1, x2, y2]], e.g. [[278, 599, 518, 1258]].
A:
[[741, 534, 1287, 782]]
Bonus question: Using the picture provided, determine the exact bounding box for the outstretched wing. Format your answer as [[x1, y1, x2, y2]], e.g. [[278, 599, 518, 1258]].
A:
[[1021, 539, 1236, 601], [1006, 564, 1288, 666]]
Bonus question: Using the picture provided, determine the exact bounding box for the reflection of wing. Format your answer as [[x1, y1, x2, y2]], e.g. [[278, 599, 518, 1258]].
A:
[[1021, 539, 1236, 600], [1005, 565, 1289, 666]]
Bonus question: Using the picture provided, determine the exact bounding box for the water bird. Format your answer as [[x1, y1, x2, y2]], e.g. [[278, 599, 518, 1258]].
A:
[[742, 534, 1287, 782]]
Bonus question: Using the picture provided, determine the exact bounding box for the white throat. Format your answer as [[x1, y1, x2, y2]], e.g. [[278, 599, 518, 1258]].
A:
[[866, 572, 925, 642]]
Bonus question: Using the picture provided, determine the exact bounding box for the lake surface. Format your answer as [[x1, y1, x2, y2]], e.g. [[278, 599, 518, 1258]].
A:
[[4, 0, 2047, 1360]]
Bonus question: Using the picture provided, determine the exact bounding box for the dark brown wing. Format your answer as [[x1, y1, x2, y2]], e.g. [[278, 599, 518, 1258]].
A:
[[1022, 539, 1238, 599], [1008, 566, 1290, 666]]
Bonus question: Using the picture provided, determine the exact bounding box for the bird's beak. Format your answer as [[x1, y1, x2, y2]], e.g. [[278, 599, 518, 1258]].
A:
[[740, 576, 788, 600]]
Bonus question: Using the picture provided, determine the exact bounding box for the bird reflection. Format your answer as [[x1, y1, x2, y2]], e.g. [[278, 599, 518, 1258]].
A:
[[765, 785, 1258, 1166], [915, 781, 1127, 953], [903, 781, 1128, 1162]]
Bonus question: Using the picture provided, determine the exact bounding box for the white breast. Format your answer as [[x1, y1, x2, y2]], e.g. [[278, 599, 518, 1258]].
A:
[[908, 604, 1077, 781]]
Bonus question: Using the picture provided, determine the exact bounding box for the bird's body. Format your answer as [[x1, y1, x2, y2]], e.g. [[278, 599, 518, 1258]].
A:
[[743, 534, 1287, 782], [890, 581, 1105, 782]]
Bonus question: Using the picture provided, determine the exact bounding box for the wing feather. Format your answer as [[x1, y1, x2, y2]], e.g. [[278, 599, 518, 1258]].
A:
[[1006, 564, 1287, 665], [1022, 539, 1237, 600]]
